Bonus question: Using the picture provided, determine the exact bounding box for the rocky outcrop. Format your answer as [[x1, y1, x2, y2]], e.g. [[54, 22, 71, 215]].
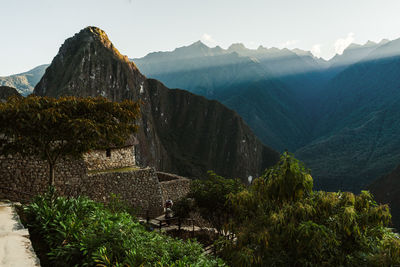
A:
[[0, 86, 21, 101], [34, 26, 279, 181]]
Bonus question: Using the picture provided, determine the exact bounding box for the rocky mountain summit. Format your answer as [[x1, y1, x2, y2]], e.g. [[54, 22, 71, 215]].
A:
[[33, 26, 279, 181]]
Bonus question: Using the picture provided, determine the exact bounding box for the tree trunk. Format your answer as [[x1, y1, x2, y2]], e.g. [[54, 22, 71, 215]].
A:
[[49, 162, 55, 187]]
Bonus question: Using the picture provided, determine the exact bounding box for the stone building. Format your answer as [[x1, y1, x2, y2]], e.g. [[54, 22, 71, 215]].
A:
[[0, 137, 190, 218], [83, 136, 138, 171]]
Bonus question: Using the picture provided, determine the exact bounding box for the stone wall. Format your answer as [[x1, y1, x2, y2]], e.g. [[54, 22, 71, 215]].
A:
[[0, 155, 163, 217], [0, 154, 190, 218], [83, 146, 135, 171], [157, 171, 187, 182], [0, 154, 87, 201], [157, 172, 191, 204], [82, 168, 164, 217]]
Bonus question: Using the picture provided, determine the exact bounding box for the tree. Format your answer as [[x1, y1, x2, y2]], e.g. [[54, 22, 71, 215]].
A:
[[218, 152, 400, 266], [0, 95, 140, 186], [185, 171, 244, 234]]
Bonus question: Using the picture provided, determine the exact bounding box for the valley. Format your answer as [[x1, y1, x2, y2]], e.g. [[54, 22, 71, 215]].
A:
[[133, 39, 400, 193]]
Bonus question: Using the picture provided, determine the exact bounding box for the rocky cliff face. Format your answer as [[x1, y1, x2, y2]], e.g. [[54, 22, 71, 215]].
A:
[[34, 26, 279, 181]]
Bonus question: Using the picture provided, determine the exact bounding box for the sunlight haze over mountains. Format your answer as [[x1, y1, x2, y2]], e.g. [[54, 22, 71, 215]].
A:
[[1, 0, 400, 75]]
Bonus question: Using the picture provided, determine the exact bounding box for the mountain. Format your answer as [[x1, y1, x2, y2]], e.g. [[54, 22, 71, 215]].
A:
[[296, 38, 400, 191], [326, 40, 389, 78], [133, 42, 265, 98], [134, 42, 320, 152], [0, 86, 21, 101], [33, 26, 280, 181], [0, 64, 48, 96], [133, 37, 400, 193], [369, 165, 400, 230]]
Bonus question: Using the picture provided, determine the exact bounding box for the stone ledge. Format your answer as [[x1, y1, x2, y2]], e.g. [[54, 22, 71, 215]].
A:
[[0, 201, 40, 267]]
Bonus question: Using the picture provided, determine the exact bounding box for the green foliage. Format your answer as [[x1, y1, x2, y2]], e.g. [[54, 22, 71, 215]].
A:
[[172, 197, 194, 219], [24, 194, 225, 266], [217, 152, 400, 266], [262, 151, 313, 202], [0, 95, 140, 185], [187, 171, 245, 234], [106, 193, 138, 217]]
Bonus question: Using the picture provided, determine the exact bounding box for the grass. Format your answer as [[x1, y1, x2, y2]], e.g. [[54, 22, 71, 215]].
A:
[[87, 166, 139, 174]]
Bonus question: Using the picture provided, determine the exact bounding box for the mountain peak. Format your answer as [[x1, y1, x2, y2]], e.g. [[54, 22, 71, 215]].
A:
[[188, 40, 208, 48], [70, 26, 112, 47], [257, 45, 267, 51], [228, 43, 248, 52], [364, 40, 377, 47], [59, 26, 133, 67], [34, 26, 141, 98], [379, 38, 390, 45], [346, 43, 362, 50], [292, 48, 313, 57]]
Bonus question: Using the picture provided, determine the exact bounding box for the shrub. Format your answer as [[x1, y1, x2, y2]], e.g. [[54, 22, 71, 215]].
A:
[[24, 192, 225, 266], [217, 152, 400, 266], [187, 171, 244, 235]]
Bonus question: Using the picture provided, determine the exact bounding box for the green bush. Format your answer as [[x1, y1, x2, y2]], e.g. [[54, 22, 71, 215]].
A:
[[217, 152, 400, 266], [172, 197, 194, 219], [187, 171, 244, 235], [24, 192, 225, 266]]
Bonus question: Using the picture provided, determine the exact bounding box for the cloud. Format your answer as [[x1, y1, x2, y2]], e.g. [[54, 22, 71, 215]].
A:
[[334, 33, 355, 55], [311, 44, 322, 58], [201, 33, 217, 46], [279, 40, 299, 48]]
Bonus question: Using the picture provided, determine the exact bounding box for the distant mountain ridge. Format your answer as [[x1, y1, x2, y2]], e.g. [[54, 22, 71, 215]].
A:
[[132, 37, 400, 193], [0, 65, 48, 96], [33, 26, 279, 181]]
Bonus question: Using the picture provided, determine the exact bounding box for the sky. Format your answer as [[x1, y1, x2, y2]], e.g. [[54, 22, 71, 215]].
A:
[[1, 0, 400, 76]]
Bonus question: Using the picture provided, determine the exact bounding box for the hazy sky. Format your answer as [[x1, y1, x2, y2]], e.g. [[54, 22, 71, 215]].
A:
[[1, 0, 400, 76]]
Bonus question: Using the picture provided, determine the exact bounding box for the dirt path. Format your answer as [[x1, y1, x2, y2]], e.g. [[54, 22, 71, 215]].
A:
[[0, 202, 40, 267]]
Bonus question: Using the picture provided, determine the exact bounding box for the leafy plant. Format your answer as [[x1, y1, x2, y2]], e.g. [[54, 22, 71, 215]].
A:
[[187, 171, 244, 235], [106, 193, 138, 217], [23, 194, 225, 266]]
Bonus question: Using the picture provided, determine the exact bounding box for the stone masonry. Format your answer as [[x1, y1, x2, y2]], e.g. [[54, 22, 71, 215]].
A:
[[82, 168, 164, 217], [83, 146, 135, 171], [0, 148, 190, 218], [157, 172, 191, 204]]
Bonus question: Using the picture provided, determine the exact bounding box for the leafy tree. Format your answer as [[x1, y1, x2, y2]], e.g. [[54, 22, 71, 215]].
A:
[[186, 171, 244, 234], [0, 95, 139, 186], [217, 152, 400, 266]]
